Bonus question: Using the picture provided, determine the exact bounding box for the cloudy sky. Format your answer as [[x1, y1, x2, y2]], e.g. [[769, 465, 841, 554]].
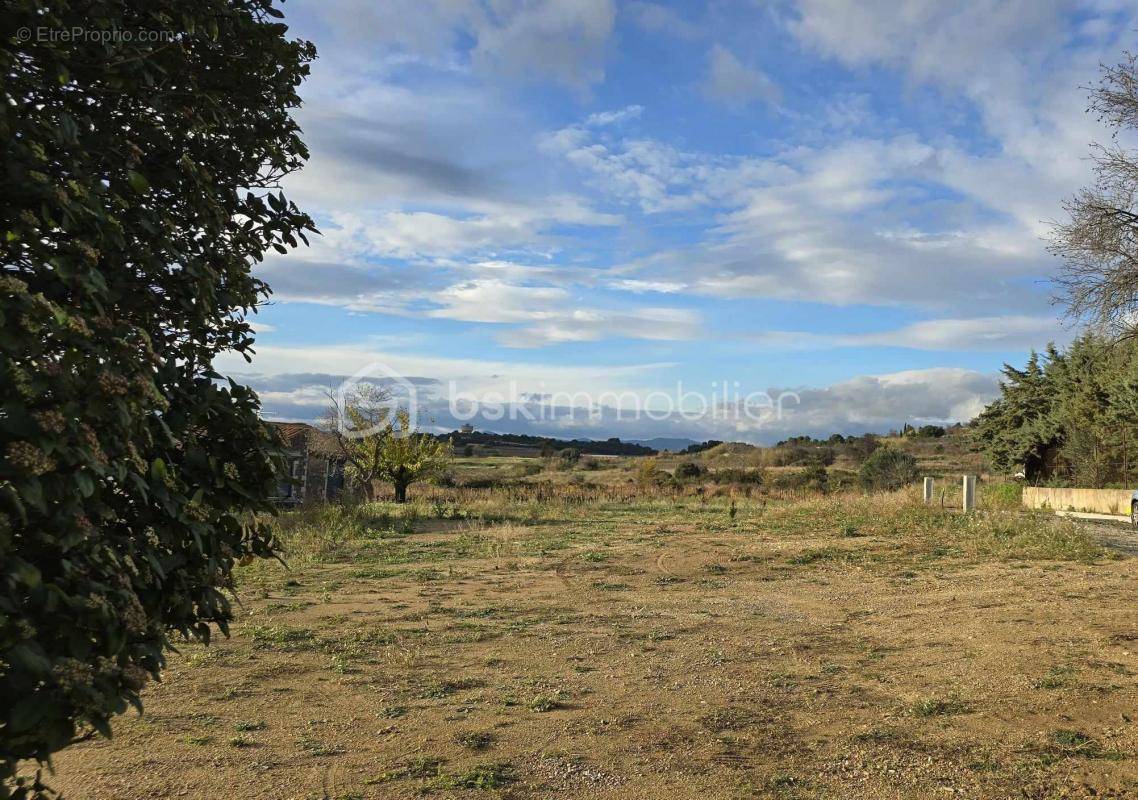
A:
[[220, 0, 1138, 443]]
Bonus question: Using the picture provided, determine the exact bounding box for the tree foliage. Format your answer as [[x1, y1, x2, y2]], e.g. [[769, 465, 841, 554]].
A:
[[325, 388, 450, 503], [377, 410, 451, 503], [322, 384, 393, 501], [0, 2, 315, 794], [972, 335, 1138, 486]]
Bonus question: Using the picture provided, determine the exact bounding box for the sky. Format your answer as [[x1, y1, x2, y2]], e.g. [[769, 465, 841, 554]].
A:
[[219, 0, 1138, 444]]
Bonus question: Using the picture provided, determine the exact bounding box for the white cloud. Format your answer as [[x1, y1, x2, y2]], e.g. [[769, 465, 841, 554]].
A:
[[543, 125, 1052, 312], [608, 278, 687, 293], [585, 105, 644, 126], [307, 0, 617, 89], [624, 1, 703, 39], [704, 44, 781, 109], [321, 199, 620, 262], [789, 0, 1135, 233], [426, 278, 702, 347], [223, 344, 1000, 443], [471, 0, 617, 90], [753, 315, 1071, 351]]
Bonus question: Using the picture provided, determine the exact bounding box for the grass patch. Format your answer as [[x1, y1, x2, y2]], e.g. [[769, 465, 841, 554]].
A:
[[910, 696, 968, 717], [1033, 665, 1077, 690], [1028, 729, 1125, 764], [787, 547, 850, 566], [455, 731, 495, 750], [528, 694, 562, 712], [427, 762, 515, 791], [369, 755, 445, 783], [248, 624, 315, 650]]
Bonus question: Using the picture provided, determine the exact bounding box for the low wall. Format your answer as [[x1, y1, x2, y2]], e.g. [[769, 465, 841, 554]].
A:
[[1023, 486, 1134, 515]]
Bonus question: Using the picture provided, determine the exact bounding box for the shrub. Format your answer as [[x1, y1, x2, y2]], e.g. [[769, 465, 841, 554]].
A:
[[673, 462, 705, 480], [859, 448, 919, 491], [709, 467, 764, 485], [557, 448, 580, 464], [1, 2, 315, 791], [770, 465, 828, 492]]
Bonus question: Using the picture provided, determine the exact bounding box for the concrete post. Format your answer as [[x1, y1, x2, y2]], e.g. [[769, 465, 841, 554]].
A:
[[962, 475, 976, 512], [923, 477, 934, 504]]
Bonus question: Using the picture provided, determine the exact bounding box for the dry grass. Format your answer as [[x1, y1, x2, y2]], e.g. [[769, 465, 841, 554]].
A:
[[44, 476, 1137, 800]]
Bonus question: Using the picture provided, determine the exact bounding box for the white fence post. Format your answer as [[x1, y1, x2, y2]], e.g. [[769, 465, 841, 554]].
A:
[[962, 475, 976, 512], [923, 477, 934, 504]]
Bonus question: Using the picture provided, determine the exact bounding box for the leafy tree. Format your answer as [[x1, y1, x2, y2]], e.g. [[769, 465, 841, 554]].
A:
[[1, 2, 315, 794], [1050, 336, 1116, 487], [971, 351, 1062, 480], [858, 448, 919, 491], [376, 410, 451, 503], [972, 334, 1138, 486], [323, 383, 394, 502]]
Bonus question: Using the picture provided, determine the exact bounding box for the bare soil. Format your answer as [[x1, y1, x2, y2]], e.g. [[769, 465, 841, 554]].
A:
[[48, 500, 1138, 799]]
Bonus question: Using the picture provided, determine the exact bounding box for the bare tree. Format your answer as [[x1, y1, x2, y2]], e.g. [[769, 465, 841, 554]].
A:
[[1051, 52, 1138, 338]]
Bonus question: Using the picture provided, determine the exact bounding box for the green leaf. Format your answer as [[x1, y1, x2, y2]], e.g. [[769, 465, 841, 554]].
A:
[[75, 471, 95, 497], [127, 170, 150, 193]]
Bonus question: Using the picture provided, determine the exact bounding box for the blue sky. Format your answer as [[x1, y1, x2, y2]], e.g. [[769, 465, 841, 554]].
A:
[[219, 0, 1138, 443]]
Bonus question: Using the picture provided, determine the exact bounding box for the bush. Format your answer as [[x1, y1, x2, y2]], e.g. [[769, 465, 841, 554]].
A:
[[709, 467, 764, 485], [770, 465, 828, 492], [1, 2, 315, 791], [858, 448, 920, 491], [673, 462, 705, 480], [555, 448, 580, 468]]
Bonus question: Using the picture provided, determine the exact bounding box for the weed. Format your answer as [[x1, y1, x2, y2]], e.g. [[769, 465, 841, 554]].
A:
[[369, 755, 444, 782], [428, 762, 515, 790], [297, 736, 346, 756], [591, 581, 630, 591], [528, 695, 561, 712], [700, 708, 755, 732], [455, 731, 495, 750], [910, 696, 968, 717], [233, 720, 266, 732], [248, 624, 315, 650], [787, 547, 848, 565], [1033, 665, 1076, 689]]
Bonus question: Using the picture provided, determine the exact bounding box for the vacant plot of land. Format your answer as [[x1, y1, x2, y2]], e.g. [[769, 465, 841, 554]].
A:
[[49, 491, 1138, 799]]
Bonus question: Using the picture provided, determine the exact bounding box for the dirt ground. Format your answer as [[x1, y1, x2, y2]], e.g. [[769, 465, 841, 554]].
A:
[[47, 496, 1138, 799]]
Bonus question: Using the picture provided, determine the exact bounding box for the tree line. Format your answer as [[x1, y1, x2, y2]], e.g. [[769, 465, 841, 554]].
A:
[[972, 334, 1138, 486]]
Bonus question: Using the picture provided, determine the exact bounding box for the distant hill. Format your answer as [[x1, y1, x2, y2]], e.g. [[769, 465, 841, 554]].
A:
[[444, 430, 657, 456], [627, 437, 698, 452]]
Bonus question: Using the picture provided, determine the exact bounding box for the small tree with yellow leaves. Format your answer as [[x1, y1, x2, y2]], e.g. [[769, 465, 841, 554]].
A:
[[377, 410, 450, 503]]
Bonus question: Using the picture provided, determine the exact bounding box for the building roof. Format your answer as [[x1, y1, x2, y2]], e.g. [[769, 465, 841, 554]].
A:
[[265, 421, 343, 457]]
